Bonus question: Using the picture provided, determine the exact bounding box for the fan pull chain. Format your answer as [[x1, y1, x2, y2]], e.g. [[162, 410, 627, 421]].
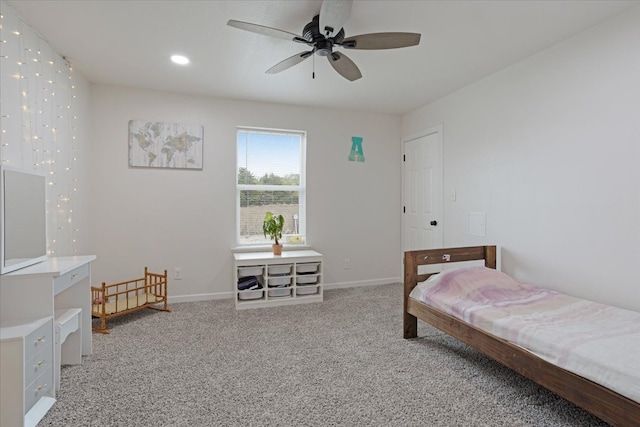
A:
[[312, 53, 315, 79]]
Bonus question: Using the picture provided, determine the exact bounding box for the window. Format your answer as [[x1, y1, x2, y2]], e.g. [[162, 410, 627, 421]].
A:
[[236, 127, 306, 245]]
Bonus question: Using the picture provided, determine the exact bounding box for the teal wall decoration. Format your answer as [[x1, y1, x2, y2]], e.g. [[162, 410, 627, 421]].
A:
[[349, 136, 365, 162]]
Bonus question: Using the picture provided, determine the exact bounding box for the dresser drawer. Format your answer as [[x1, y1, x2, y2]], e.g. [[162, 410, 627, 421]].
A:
[[24, 364, 53, 414], [25, 343, 53, 388], [24, 319, 53, 362], [53, 263, 89, 294]]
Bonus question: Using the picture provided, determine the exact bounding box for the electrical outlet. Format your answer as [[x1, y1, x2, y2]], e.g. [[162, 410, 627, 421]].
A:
[[344, 259, 351, 269], [174, 267, 182, 280]]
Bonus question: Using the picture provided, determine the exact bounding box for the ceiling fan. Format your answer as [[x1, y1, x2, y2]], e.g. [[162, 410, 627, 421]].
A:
[[227, 0, 421, 81]]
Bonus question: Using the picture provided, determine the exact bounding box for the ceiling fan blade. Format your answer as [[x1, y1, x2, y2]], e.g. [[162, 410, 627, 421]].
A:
[[328, 52, 362, 81], [319, 0, 353, 38], [227, 20, 301, 42], [341, 32, 421, 50], [266, 51, 313, 74]]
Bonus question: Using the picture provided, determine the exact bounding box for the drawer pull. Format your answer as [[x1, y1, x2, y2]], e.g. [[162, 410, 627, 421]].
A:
[[71, 273, 78, 280], [36, 384, 48, 392], [35, 336, 47, 343], [36, 360, 44, 367]]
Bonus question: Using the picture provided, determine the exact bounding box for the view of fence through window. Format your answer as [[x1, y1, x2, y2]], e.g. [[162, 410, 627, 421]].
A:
[[237, 128, 305, 244]]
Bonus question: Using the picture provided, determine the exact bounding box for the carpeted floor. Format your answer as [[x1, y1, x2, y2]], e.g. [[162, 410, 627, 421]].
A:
[[39, 284, 609, 426]]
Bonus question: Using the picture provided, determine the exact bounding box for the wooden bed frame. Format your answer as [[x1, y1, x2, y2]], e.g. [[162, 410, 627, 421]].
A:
[[91, 267, 170, 333], [403, 245, 640, 427]]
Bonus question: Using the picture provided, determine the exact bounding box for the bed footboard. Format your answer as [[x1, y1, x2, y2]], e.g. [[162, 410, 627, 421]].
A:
[[91, 267, 170, 333]]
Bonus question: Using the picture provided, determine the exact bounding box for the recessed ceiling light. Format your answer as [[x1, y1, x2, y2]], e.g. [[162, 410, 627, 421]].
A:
[[171, 55, 190, 65]]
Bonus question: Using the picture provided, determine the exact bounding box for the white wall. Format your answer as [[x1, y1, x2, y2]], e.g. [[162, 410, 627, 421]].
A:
[[402, 7, 640, 312], [0, 2, 92, 258], [10, 0, 637, 311], [89, 86, 401, 299]]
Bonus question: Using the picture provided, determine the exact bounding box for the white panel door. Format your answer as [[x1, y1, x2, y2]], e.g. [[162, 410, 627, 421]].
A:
[[402, 127, 443, 252]]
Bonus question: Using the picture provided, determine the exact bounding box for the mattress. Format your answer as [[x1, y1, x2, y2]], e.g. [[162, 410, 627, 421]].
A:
[[409, 266, 640, 403]]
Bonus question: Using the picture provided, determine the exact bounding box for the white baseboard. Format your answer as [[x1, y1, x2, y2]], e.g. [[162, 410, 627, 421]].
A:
[[166, 277, 401, 304], [323, 277, 401, 290], [168, 292, 233, 304]]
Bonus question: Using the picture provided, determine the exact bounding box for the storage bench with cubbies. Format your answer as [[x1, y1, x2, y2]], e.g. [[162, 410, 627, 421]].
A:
[[233, 250, 323, 309]]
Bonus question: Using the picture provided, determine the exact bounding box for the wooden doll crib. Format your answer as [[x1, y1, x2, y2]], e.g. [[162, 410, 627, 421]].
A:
[[91, 267, 170, 333]]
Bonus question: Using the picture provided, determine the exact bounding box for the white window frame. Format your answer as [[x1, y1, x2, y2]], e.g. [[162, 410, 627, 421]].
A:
[[235, 126, 306, 247]]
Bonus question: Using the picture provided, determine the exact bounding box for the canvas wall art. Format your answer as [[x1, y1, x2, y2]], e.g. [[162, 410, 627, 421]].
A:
[[129, 120, 203, 169]]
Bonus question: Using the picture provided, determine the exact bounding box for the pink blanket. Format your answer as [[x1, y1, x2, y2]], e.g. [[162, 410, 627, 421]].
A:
[[410, 266, 640, 403]]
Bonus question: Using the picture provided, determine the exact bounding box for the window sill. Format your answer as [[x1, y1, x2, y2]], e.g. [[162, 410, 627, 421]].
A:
[[231, 244, 312, 254]]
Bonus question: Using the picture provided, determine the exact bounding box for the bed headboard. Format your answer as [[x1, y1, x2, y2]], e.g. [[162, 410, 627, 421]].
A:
[[404, 245, 497, 297], [403, 245, 496, 338]]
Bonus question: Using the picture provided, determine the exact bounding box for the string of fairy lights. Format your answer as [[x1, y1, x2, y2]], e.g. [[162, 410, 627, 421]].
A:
[[0, 8, 80, 256]]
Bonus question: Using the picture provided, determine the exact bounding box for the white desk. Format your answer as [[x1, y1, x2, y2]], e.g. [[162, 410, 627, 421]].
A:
[[0, 256, 96, 356]]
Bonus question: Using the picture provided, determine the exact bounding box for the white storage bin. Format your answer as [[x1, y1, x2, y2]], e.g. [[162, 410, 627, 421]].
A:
[[268, 288, 291, 297], [296, 263, 319, 274], [268, 264, 292, 275], [268, 276, 291, 287], [238, 290, 264, 300], [297, 286, 319, 296], [238, 265, 263, 277], [296, 275, 318, 285]]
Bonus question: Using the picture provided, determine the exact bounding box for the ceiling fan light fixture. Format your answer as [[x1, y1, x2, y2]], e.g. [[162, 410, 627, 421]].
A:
[[170, 54, 190, 65], [315, 39, 332, 57]]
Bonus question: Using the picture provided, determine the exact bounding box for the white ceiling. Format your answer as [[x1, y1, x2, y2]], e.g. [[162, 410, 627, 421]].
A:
[[5, 0, 638, 115]]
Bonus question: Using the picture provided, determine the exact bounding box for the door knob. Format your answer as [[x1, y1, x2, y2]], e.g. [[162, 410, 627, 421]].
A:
[[430, 220, 437, 226]]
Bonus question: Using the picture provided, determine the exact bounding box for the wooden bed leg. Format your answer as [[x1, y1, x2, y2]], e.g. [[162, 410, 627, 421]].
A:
[[404, 312, 418, 339], [404, 251, 418, 339]]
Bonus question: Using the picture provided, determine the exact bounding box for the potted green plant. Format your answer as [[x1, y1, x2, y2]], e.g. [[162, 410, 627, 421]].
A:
[[263, 211, 285, 255]]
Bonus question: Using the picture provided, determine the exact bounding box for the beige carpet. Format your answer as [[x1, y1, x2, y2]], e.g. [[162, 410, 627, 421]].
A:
[[40, 284, 609, 426]]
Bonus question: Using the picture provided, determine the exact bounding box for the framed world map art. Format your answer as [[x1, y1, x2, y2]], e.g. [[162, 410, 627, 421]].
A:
[[128, 120, 203, 169]]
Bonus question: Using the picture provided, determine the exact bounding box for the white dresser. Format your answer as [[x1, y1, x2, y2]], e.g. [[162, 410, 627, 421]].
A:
[[0, 317, 55, 427], [0, 255, 96, 426]]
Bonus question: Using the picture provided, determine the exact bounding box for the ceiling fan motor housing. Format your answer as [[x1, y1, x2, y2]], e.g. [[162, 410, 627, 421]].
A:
[[303, 15, 345, 56]]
